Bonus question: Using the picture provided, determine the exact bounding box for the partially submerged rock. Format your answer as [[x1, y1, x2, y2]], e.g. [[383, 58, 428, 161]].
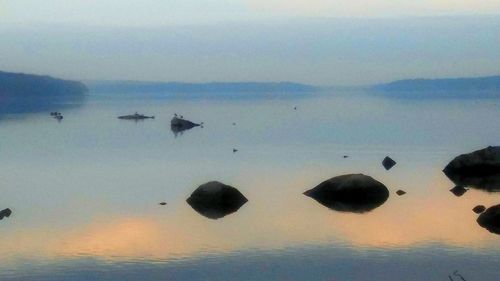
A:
[[170, 117, 201, 136], [443, 146, 500, 191], [118, 113, 154, 120], [449, 186, 468, 197], [382, 156, 396, 170], [396, 190, 407, 196], [0, 208, 12, 220], [187, 181, 248, 219], [304, 174, 389, 213], [473, 205, 486, 214], [477, 204, 500, 234]]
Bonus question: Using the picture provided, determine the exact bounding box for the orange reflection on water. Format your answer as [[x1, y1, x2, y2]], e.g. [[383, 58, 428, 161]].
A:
[[1, 169, 499, 262]]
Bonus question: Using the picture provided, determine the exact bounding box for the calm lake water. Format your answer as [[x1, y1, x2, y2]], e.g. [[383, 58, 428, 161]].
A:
[[0, 90, 499, 280]]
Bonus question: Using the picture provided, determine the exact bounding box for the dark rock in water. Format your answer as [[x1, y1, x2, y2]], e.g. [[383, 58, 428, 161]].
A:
[[233, 148, 238, 153], [382, 156, 397, 170], [187, 181, 248, 219], [396, 190, 407, 196], [118, 113, 155, 120], [477, 204, 500, 234], [0, 208, 12, 220], [304, 174, 389, 213], [171, 117, 200, 128], [449, 186, 468, 197], [343, 155, 349, 158], [159, 202, 167, 206], [473, 205, 486, 214], [170, 117, 201, 136], [443, 146, 500, 192]]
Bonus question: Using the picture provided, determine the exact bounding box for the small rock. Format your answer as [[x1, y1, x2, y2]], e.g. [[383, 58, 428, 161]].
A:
[[473, 205, 486, 214], [0, 208, 12, 220], [396, 190, 406, 196], [159, 202, 167, 206], [450, 186, 468, 197], [382, 156, 397, 170]]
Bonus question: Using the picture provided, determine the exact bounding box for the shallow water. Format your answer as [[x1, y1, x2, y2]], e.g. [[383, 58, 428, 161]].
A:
[[0, 90, 499, 280]]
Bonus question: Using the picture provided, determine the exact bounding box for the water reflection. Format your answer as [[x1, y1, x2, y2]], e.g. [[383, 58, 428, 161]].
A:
[[0, 95, 85, 120], [445, 173, 500, 192], [1, 92, 500, 280]]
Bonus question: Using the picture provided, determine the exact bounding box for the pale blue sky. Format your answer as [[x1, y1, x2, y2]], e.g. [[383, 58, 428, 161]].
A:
[[2, 0, 500, 26], [0, 1, 499, 85]]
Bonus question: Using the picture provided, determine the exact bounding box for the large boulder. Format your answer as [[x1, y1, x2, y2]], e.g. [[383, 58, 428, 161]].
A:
[[477, 204, 500, 235], [304, 174, 389, 213], [443, 146, 500, 191], [187, 181, 248, 219]]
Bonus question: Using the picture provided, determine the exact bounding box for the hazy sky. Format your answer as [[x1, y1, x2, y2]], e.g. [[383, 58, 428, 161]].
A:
[[2, 1, 500, 25], [0, 1, 499, 85]]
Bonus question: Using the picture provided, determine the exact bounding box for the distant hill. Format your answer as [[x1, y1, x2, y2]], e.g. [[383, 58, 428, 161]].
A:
[[86, 81, 318, 93], [373, 76, 500, 92], [0, 70, 87, 97], [0, 71, 87, 115]]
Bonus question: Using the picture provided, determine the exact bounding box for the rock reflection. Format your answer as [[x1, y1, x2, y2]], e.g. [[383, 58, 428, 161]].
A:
[[187, 181, 248, 219], [304, 174, 389, 213]]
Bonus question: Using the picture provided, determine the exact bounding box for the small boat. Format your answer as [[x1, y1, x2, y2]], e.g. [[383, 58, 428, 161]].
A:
[[118, 112, 155, 120]]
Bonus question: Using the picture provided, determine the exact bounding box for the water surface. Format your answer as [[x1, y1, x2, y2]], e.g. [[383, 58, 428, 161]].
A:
[[0, 90, 499, 280]]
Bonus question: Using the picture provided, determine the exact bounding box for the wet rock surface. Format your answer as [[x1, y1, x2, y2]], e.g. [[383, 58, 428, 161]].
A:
[[171, 117, 201, 136], [473, 205, 486, 214], [382, 156, 397, 170], [449, 186, 468, 197], [187, 181, 248, 219], [304, 174, 389, 213], [0, 208, 12, 220], [396, 190, 407, 196], [444, 146, 500, 191], [477, 204, 500, 234]]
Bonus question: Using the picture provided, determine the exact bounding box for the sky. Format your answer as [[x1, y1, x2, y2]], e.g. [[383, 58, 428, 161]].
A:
[[0, 1, 500, 85]]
